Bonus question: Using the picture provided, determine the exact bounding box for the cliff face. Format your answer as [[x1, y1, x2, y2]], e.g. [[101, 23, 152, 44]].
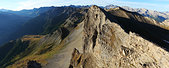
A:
[[69, 6, 169, 68]]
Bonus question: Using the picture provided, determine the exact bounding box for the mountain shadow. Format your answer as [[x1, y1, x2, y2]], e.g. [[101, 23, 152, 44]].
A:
[[104, 8, 169, 51]]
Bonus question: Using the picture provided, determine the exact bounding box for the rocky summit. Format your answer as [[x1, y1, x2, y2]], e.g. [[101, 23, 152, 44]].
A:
[[69, 5, 169, 68], [0, 5, 169, 68]]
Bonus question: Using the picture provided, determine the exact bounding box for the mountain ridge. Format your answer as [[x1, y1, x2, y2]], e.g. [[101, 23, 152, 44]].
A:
[[0, 5, 169, 68], [105, 5, 169, 22], [69, 5, 169, 68]]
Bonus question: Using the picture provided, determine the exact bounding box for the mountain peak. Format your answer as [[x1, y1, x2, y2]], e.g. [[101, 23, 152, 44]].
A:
[[113, 7, 128, 11], [90, 5, 101, 10], [105, 6, 129, 13]]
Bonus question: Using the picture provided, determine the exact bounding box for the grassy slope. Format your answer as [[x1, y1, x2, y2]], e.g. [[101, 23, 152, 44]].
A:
[[0, 7, 86, 68], [6, 22, 83, 68], [6, 35, 64, 68]]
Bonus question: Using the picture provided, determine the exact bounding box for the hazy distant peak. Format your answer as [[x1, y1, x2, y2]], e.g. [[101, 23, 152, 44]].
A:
[[0, 9, 10, 12], [105, 5, 119, 9]]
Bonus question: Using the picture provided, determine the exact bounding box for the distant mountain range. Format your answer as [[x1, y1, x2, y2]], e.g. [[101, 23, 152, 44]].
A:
[[105, 5, 169, 22], [0, 12, 30, 46], [1, 5, 169, 23], [0, 9, 10, 12], [0, 7, 56, 17], [0, 7, 55, 45]]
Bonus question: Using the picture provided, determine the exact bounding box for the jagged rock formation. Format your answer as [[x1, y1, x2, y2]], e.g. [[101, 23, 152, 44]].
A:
[[1, 5, 169, 68], [69, 5, 169, 68]]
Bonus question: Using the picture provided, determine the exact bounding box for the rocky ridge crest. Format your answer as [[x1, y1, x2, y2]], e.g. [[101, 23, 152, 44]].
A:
[[69, 5, 169, 68]]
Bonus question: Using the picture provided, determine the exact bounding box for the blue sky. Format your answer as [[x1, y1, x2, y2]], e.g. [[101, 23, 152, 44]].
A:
[[0, 0, 169, 12]]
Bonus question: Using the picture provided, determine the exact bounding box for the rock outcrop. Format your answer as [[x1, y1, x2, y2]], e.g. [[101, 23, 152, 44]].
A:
[[27, 60, 42, 68], [69, 5, 169, 68]]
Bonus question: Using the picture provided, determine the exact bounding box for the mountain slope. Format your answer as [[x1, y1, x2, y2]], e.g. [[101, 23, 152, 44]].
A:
[[70, 5, 169, 68], [0, 12, 30, 45], [0, 6, 87, 68], [7, 7, 87, 42], [160, 20, 169, 30], [106, 7, 169, 49], [0, 5, 169, 68], [0, 6, 81, 46], [105, 5, 169, 22]]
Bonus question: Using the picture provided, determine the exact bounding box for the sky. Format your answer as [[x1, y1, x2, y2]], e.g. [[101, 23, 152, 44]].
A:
[[0, 0, 169, 12]]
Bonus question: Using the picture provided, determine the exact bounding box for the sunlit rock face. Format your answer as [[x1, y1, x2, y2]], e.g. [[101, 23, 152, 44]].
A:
[[69, 5, 169, 68]]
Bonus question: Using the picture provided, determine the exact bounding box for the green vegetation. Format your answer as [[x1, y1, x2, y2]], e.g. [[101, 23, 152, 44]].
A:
[[0, 39, 29, 68], [3, 34, 68, 68], [0, 6, 86, 68]]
